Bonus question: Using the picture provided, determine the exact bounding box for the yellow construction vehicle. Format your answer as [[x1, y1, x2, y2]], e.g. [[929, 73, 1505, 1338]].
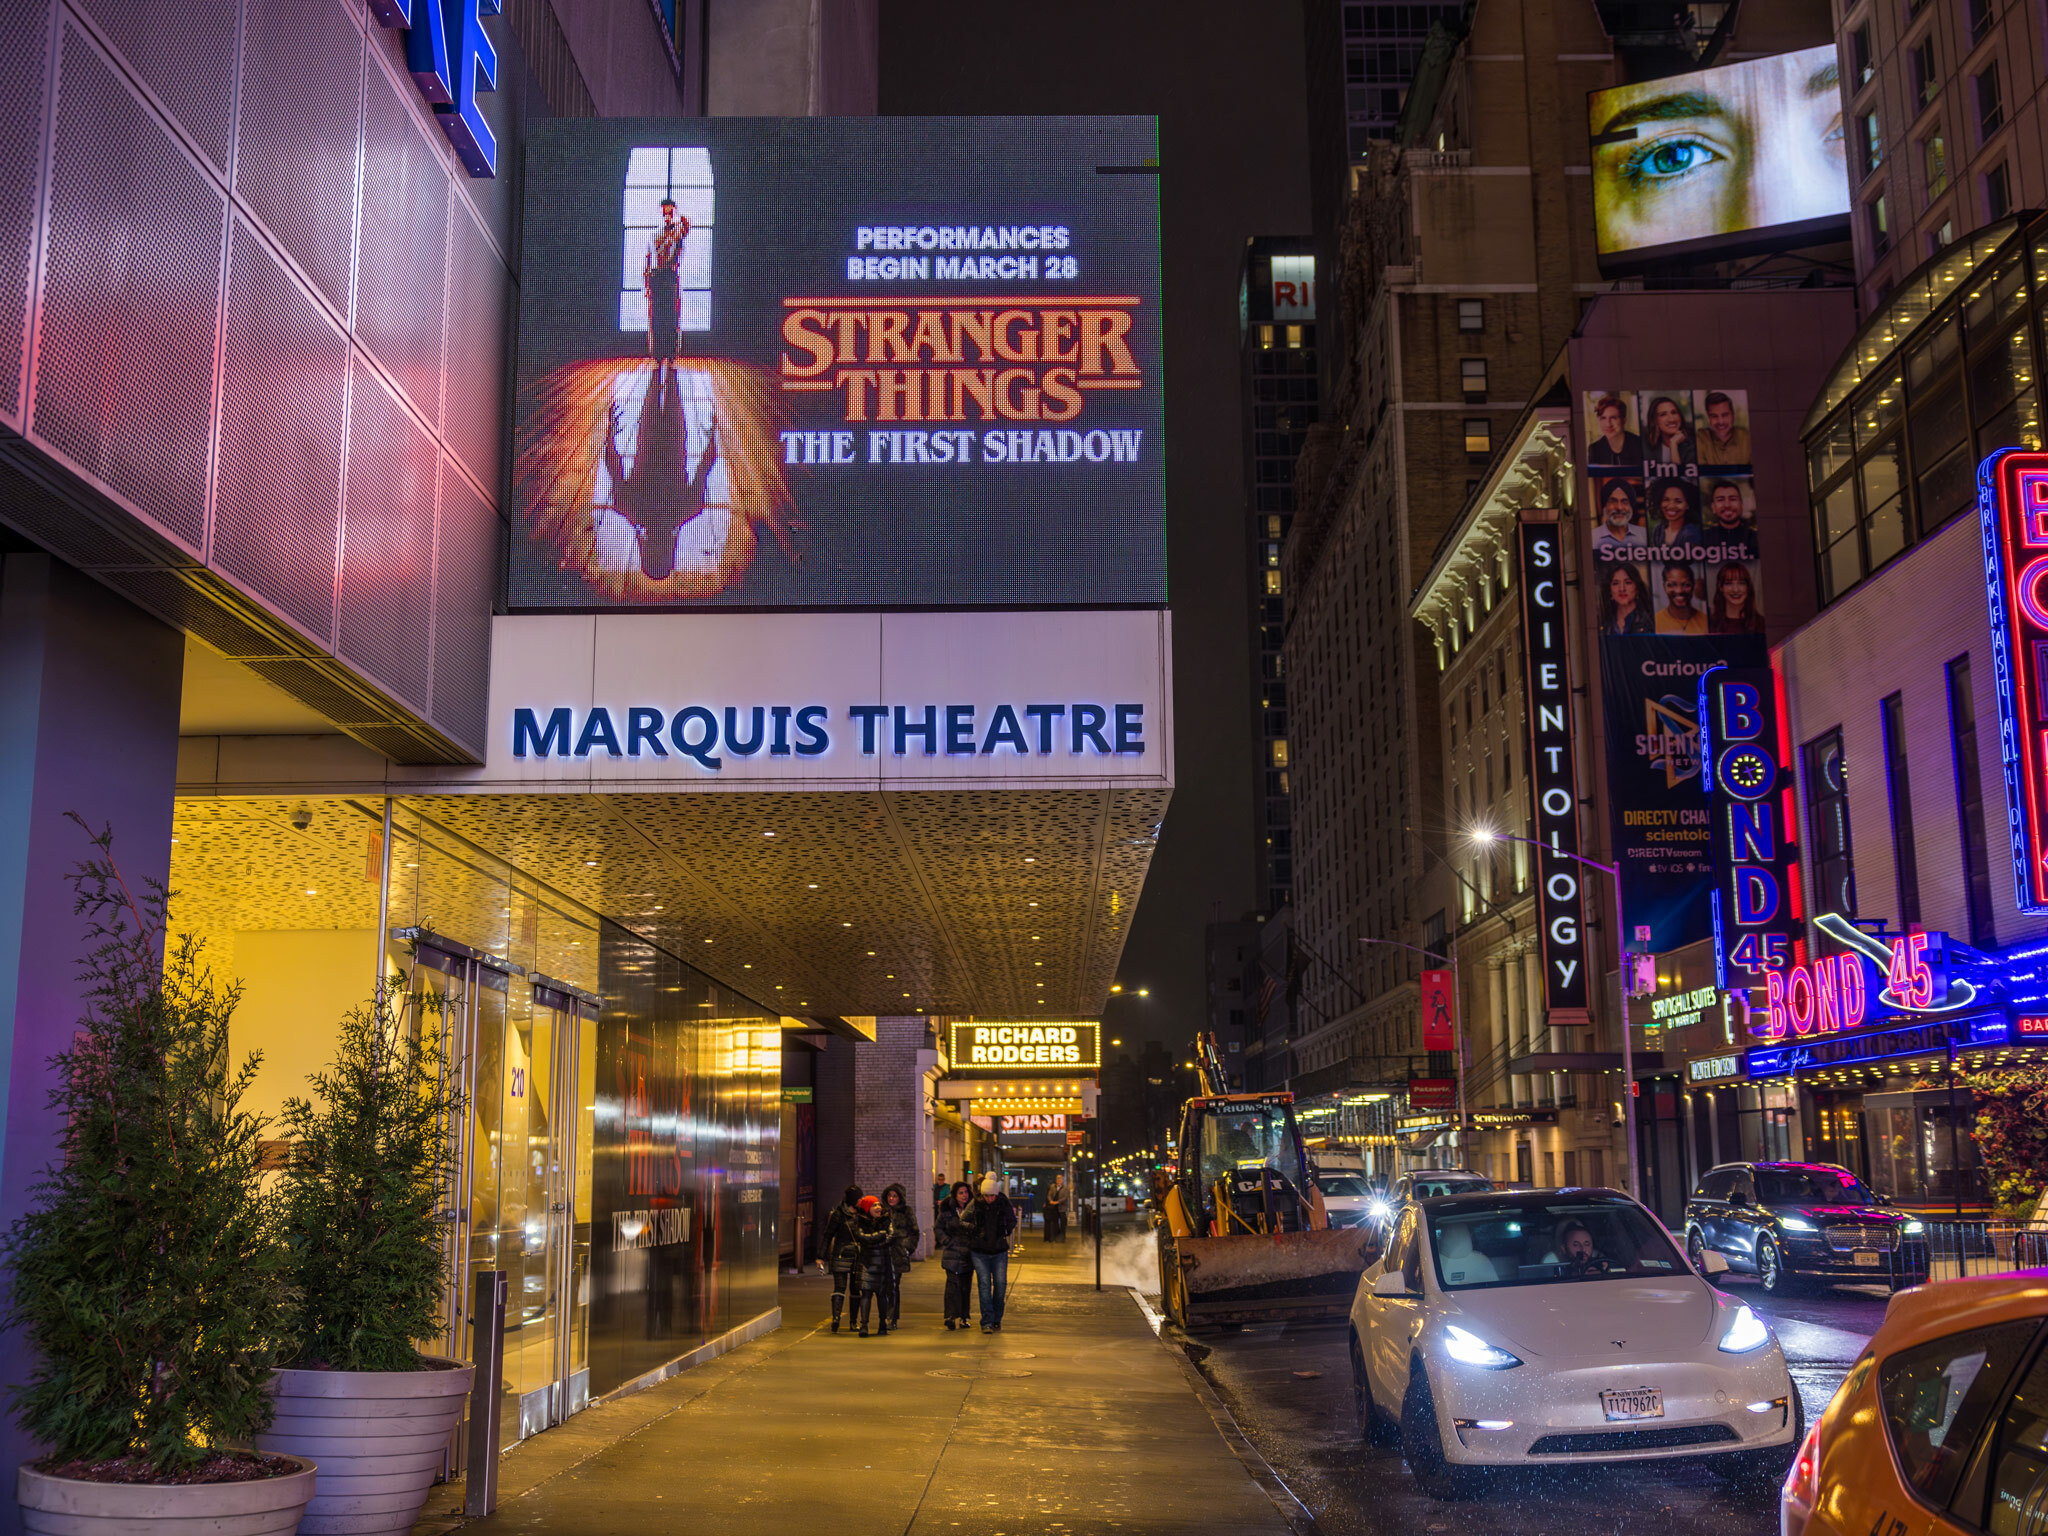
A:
[[1154, 1035, 1376, 1329]]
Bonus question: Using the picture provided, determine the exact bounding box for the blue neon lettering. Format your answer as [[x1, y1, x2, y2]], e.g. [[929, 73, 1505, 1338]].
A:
[[1733, 867, 1780, 925], [894, 704, 937, 756], [1114, 703, 1145, 754], [724, 706, 766, 757], [981, 705, 1030, 755], [1072, 704, 1111, 754], [511, 707, 570, 758], [1024, 704, 1066, 754], [945, 704, 976, 755], [670, 707, 721, 769], [574, 707, 622, 758], [1729, 801, 1774, 863], [377, 0, 500, 177], [770, 705, 792, 756], [794, 706, 830, 756], [625, 706, 668, 758], [849, 705, 887, 754], [1720, 681, 1765, 742]]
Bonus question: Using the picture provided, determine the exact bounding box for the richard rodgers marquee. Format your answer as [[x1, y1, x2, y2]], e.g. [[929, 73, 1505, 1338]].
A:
[[949, 1022, 1102, 1070]]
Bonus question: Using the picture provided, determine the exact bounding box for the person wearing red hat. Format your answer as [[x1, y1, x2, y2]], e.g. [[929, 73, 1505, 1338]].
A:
[[853, 1196, 895, 1337]]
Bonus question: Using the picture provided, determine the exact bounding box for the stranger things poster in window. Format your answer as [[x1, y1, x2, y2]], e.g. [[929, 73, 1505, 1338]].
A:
[[511, 118, 1166, 610]]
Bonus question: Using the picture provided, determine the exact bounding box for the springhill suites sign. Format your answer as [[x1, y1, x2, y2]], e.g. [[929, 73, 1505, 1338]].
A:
[[1516, 519, 1590, 1018]]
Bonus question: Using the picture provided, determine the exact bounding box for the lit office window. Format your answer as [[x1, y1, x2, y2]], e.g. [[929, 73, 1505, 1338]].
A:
[[1463, 418, 1491, 455]]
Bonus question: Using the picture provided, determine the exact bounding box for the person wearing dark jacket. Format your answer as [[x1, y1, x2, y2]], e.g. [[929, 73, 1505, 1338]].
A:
[[853, 1195, 895, 1337], [936, 1181, 978, 1329], [880, 1184, 919, 1330], [969, 1175, 1018, 1331], [819, 1185, 865, 1335]]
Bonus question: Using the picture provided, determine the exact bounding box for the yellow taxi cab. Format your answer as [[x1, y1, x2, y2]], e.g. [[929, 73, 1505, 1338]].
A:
[[1783, 1271, 2048, 1536]]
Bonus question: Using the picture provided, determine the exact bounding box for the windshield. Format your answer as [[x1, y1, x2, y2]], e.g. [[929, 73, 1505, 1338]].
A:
[[1427, 1196, 1684, 1290], [1318, 1175, 1372, 1196], [1413, 1175, 1491, 1199], [1757, 1167, 1874, 1205], [1197, 1102, 1300, 1199]]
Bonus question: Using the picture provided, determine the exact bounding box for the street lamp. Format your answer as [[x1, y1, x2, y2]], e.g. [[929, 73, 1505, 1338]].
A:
[[1469, 826, 1638, 1200]]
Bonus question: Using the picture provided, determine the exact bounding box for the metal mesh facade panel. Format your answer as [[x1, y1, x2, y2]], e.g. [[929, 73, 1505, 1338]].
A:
[[338, 357, 435, 712], [72, 0, 236, 172], [233, 0, 362, 318], [241, 656, 388, 724], [94, 567, 290, 658], [213, 219, 347, 646], [430, 458, 496, 755], [34, 22, 221, 552], [0, 0, 53, 427], [442, 202, 505, 492], [355, 64, 447, 428]]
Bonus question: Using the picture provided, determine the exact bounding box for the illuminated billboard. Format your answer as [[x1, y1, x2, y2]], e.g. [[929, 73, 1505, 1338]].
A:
[[511, 118, 1165, 610], [948, 1021, 1101, 1071], [1588, 46, 1848, 268], [1979, 449, 2048, 912]]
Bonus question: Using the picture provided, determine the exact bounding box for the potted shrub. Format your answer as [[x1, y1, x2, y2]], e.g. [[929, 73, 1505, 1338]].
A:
[[258, 983, 473, 1534], [7, 822, 314, 1533]]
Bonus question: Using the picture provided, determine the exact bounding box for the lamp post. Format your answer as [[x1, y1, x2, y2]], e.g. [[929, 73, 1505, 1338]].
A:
[[1468, 827, 1638, 1200], [1357, 935, 1459, 1171]]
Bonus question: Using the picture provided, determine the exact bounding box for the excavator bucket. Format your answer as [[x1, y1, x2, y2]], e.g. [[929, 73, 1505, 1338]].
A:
[[1166, 1226, 1374, 1328]]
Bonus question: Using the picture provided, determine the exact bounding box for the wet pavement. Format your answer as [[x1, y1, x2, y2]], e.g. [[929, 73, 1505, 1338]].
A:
[[1185, 1272, 1889, 1536], [418, 1230, 1293, 1536]]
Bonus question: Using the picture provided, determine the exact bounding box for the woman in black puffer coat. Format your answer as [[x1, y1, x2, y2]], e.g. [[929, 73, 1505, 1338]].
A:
[[879, 1184, 920, 1330], [819, 1184, 865, 1334], [935, 1180, 978, 1329], [853, 1195, 896, 1337]]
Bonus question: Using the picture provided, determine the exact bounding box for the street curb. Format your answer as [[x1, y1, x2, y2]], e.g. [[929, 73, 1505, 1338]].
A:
[[1124, 1289, 1324, 1536]]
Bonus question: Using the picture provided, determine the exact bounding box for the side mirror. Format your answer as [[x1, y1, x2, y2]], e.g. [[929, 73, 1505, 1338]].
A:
[[1372, 1270, 1413, 1298], [1700, 1249, 1731, 1276]]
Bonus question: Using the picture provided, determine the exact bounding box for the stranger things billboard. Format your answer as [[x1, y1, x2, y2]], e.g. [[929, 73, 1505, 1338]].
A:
[[1583, 388, 1770, 952], [512, 117, 1166, 610]]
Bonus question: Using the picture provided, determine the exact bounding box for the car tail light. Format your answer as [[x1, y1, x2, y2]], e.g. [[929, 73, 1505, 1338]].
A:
[[1781, 1420, 1822, 1536]]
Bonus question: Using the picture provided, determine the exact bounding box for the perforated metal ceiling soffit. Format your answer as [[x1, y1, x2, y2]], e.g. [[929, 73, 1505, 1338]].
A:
[[168, 787, 1169, 1020]]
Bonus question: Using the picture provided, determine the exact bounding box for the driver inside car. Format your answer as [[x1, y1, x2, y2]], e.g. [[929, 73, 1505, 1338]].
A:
[[1541, 1218, 1614, 1275]]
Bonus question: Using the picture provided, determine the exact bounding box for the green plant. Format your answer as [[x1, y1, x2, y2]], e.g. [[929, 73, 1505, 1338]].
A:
[[278, 983, 460, 1371], [4, 819, 291, 1471], [1964, 1065, 2048, 1219]]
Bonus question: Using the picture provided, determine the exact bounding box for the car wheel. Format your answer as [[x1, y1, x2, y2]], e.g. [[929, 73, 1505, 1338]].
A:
[[1709, 1384, 1805, 1495], [1686, 1227, 1710, 1274], [1755, 1234, 1797, 1295], [1352, 1334, 1398, 1447], [1401, 1362, 1472, 1499]]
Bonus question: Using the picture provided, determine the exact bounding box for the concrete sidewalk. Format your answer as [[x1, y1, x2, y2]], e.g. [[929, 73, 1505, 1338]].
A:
[[416, 1228, 1295, 1535]]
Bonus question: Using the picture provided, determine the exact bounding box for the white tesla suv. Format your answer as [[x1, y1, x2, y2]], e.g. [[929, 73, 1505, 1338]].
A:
[[1347, 1188, 1801, 1496]]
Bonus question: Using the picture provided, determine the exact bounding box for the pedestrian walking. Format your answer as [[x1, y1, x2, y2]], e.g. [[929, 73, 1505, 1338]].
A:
[[880, 1183, 919, 1330], [932, 1175, 950, 1223], [969, 1174, 1017, 1332], [853, 1195, 895, 1337], [820, 1185, 866, 1335], [936, 1181, 978, 1330], [1045, 1173, 1067, 1241]]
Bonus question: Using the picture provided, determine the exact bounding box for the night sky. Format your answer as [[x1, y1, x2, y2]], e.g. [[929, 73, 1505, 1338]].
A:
[[880, 3, 1315, 1050]]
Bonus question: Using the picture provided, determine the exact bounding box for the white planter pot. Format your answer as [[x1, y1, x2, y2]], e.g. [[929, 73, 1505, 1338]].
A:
[[19, 1456, 316, 1535], [255, 1358, 475, 1535]]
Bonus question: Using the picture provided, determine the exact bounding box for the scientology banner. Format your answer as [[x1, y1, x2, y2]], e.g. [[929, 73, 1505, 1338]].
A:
[[512, 117, 1165, 611], [1582, 385, 1773, 953]]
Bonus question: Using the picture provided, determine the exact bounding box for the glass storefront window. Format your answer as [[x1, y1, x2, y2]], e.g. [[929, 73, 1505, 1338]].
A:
[[1910, 375, 1968, 468], [1856, 370, 1905, 444], [1917, 443, 1977, 532], [1810, 416, 1855, 485], [1978, 388, 2043, 455], [1905, 312, 1958, 390], [1968, 323, 2030, 424]]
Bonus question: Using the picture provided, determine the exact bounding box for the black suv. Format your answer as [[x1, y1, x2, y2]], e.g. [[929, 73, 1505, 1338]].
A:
[[1681, 1161, 1930, 1294]]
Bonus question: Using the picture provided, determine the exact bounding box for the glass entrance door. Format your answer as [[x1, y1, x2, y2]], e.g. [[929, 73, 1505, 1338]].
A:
[[407, 937, 598, 1461]]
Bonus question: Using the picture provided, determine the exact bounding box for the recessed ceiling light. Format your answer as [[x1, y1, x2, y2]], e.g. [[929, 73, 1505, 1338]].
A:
[[704, 937, 713, 943], [743, 963, 752, 969], [1024, 857, 1035, 863], [763, 831, 775, 837], [903, 992, 910, 998], [808, 883, 818, 889], [304, 888, 318, 896], [866, 950, 876, 956], [1029, 901, 1038, 907], [841, 921, 852, 927], [585, 859, 598, 867], [775, 984, 783, 990]]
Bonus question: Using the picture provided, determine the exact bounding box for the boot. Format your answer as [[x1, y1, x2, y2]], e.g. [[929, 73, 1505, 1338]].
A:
[[856, 1290, 872, 1337], [830, 1291, 843, 1334]]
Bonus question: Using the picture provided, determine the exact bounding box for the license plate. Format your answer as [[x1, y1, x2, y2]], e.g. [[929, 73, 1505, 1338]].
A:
[[1853, 1251, 1881, 1267], [1600, 1388, 1664, 1421]]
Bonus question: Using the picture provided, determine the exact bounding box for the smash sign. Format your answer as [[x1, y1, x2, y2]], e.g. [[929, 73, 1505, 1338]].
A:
[[1980, 449, 2048, 913]]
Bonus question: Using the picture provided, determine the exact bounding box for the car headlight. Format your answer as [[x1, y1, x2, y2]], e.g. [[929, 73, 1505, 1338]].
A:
[[1366, 1200, 1392, 1222], [1902, 1219, 1925, 1235], [1777, 1215, 1815, 1232], [1443, 1324, 1522, 1369], [1719, 1304, 1770, 1353]]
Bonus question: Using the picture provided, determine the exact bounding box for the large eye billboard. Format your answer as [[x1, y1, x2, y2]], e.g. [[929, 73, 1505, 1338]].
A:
[[1588, 45, 1849, 269], [510, 117, 1165, 610]]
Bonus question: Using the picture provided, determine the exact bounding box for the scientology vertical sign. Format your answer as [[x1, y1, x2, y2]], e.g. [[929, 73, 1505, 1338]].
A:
[[1516, 520, 1589, 1017]]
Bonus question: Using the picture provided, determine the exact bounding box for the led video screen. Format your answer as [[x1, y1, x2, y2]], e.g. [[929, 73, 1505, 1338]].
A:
[[1588, 46, 1849, 268], [511, 117, 1165, 610]]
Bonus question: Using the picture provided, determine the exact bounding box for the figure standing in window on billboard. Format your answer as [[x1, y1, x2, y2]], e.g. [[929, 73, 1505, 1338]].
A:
[[602, 375, 718, 582], [644, 197, 689, 364]]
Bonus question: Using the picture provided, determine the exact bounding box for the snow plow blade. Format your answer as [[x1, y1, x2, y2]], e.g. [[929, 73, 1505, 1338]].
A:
[[1171, 1227, 1374, 1328]]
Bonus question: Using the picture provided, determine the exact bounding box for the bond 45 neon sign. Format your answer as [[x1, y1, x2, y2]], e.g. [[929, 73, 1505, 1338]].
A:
[[1752, 912, 1975, 1039], [1699, 666, 1802, 988], [1981, 449, 2048, 913]]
